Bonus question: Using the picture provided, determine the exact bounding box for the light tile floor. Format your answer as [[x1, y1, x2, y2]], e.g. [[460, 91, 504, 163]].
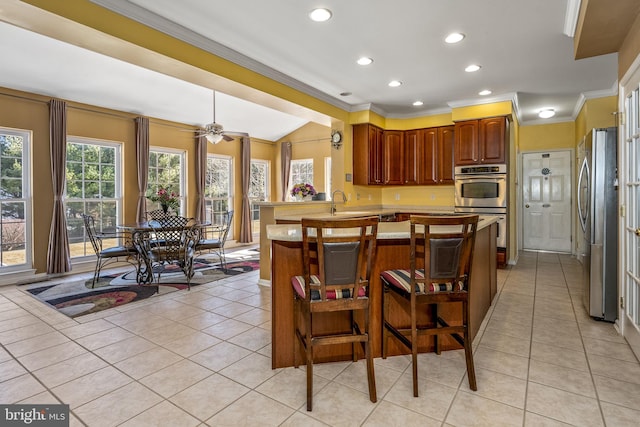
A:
[[1, 250, 640, 426]]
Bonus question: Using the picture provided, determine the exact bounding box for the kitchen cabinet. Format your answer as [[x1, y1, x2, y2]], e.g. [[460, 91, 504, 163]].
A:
[[454, 116, 507, 166], [354, 123, 455, 185], [406, 126, 454, 185], [383, 130, 404, 185], [353, 123, 383, 185]]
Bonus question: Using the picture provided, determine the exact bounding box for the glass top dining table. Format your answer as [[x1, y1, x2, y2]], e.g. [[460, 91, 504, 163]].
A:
[[117, 219, 210, 284]]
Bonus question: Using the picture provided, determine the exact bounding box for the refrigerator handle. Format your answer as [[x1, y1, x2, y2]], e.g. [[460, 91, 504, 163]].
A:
[[577, 157, 589, 233]]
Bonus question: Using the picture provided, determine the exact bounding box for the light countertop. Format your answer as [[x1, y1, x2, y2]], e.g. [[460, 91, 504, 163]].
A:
[[267, 216, 498, 242]]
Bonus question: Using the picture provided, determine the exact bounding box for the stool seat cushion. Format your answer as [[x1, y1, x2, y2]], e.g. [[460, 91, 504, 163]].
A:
[[291, 275, 367, 301], [380, 269, 465, 294]]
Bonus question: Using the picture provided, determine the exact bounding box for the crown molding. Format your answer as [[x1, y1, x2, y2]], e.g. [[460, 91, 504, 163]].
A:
[[563, 0, 582, 37], [571, 79, 619, 120]]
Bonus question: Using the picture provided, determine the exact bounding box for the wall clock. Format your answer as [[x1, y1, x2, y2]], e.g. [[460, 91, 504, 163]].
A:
[[331, 130, 343, 149]]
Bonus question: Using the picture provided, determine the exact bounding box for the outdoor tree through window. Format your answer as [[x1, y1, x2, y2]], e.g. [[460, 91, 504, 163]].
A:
[[65, 139, 120, 258], [0, 129, 30, 269]]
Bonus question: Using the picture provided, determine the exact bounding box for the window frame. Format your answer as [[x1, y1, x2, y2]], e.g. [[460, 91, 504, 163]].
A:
[[249, 158, 270, 234], [147, 147, 186, 216], [65, 136, 123, 260], [288, 158, 314, 199], [204, 154, 234, 238], [0, 127, 32, 272]]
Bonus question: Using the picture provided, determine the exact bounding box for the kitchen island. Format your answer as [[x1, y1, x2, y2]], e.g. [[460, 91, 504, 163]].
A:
[[267, 216, 498, 369]]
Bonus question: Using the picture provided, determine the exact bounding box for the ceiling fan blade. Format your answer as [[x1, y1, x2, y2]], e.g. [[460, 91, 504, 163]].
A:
[[222, 134, 235, 142]]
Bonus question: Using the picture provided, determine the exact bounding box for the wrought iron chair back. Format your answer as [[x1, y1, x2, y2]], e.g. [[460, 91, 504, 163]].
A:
[[134, 219, 199, 289], [81, 214, 138, 288], [195, 210, 234, 268]]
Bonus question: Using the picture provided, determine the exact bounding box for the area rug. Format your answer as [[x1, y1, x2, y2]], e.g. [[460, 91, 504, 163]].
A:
[[24, 250, 259, 318]]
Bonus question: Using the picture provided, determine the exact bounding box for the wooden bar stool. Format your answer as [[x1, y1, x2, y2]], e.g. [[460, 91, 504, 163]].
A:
[[291, 216, 379, 411], [380, 214, 479, 397]]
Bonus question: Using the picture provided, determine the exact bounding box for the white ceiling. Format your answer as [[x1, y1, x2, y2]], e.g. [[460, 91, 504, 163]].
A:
[[0, 0, 620, 140]]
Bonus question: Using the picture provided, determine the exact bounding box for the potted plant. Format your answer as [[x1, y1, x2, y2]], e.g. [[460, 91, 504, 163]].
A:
[[148, 185, 180, 213], [290, 183, 317, 201]]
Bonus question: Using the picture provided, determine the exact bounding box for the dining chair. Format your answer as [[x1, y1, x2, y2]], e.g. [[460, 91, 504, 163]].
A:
[[292, 216, 379, 411], [134, 218, 200, 290], [81, 214, 138, 288], [195, 210, 234, 268], [380, 214, 479, 397]]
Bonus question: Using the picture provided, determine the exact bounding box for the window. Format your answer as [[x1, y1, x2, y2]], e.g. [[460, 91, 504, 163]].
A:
[[288, 159, 313, 197], [65, 138, 121, 258], [147, 149, 185, 215], [205, 155, 233, 234], [0, 128, 31, 270], [249, 159, 269, 233]]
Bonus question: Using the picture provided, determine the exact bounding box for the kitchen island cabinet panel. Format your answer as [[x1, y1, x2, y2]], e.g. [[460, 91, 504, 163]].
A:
[[270, 221, 497, 368]]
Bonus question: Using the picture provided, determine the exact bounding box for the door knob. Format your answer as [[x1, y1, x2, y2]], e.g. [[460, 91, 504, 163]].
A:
[[525, 204, 530, 208], [635, 228, 640, 237]]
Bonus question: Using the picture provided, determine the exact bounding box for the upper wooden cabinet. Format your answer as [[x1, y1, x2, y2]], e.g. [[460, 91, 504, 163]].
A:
[[454, 116, 507, 166], [436, 126, 455, 184], [353, 123, 384, 185], [353, 123, 455, 186], [383, 130, 404, 185], [408, 126, 454, 185]]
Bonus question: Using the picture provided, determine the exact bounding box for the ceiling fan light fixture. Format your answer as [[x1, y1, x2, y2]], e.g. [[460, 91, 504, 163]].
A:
[[309, 8, 332, 22], [538, 108, 555, 119], [206, 133, 224, 144]]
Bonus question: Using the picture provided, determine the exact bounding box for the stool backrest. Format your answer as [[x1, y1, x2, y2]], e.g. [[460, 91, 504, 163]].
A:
[[300, 216, 379, 305]]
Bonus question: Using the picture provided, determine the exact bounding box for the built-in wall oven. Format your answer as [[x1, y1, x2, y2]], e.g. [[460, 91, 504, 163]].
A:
[[454, 164, 507, 248]]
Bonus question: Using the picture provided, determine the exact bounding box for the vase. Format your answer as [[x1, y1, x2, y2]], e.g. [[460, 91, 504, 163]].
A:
[[161, 204, 169, 214]]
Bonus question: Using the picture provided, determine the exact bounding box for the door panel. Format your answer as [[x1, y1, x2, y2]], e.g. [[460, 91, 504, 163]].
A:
[[622, 70, 640, 359], [522, 151, 572, 252]]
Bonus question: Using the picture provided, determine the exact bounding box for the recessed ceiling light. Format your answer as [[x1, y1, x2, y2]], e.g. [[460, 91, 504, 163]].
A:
[[465, 64, 481, 72], [309, 8, 332, 22], [445, 32, 465, 43], [538, 109, 556, 119], [413, 101, 424, 106], [357, 57, 373, 66], [479, 89, 492, 96], [388, 80, 402, 87]]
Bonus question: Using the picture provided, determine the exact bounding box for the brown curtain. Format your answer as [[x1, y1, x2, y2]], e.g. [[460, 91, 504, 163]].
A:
[[135, 117, 149, 223], [46, 99, 71, 274], [239, 135, 253, 243], [281, 141, 292, 201], [195, 134, 207, 221]]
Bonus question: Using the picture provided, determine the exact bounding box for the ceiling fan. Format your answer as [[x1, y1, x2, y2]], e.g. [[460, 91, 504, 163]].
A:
[[195, 91, 240, 144]]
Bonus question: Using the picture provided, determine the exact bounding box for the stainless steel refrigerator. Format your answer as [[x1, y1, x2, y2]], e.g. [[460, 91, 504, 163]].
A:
[[577, 127, 618, 321]]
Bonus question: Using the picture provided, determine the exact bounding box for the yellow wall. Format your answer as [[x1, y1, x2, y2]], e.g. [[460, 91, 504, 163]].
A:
[[574, 96, 618, 145], [277, 122, 331, 200], [519, 122, 575, 152]]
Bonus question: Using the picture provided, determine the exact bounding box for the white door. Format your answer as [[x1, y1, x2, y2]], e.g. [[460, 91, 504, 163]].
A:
[[522, 151, 572, 252], [620, 61, 640, 359]]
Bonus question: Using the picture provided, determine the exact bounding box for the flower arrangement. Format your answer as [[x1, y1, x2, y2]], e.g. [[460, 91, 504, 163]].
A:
[[147, 185, 180, 211], [291, 183, 317, 199]]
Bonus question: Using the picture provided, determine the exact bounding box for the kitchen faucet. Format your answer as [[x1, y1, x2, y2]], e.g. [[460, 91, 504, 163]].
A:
[[331, 190, 347, 215]]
